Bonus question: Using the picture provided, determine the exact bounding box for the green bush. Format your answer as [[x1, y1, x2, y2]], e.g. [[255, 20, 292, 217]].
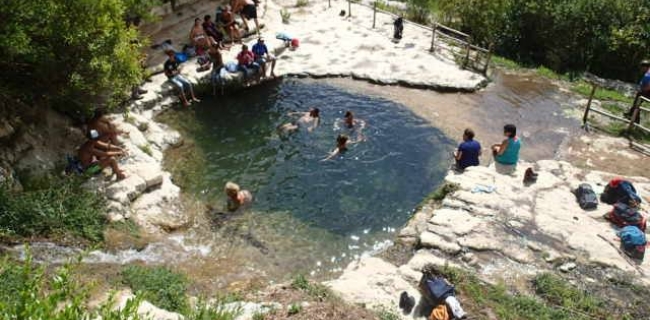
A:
[[291, 274, 332, 300], [0, 252, 146, 319], [121, 265, 189, 313], [0, 176, 107, 243], [437, 0, 650, 82], [185, 299, 241, 320], [0, 0, 153, 117]]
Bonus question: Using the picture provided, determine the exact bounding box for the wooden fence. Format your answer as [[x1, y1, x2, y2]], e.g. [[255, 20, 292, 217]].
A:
[[353, 0, 492, 74], [582, 81, 650, 153]]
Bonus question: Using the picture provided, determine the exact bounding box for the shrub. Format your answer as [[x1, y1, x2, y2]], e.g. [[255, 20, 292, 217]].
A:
[[0, 251, 145, 319], [0, 0, 153, 117], [280, 9, 291, 24], [0, 176, 107, 243], [295, 0, 308, 7], [121, 265, 189, 313], [291, 274, 332, 300], [287, 303, 302, 315], [185, 298, 241, 320]]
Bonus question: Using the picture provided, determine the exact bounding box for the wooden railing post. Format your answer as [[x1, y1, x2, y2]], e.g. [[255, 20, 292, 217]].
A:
[[483, 43, 493, 74], [430, 22, 437, 52], [372, 1, 377, 28], [328, 0, 331, 8], [628, 98, 642, 132], [582, 84, 597, 126], [463, 41, 471, 69], [348, 0, 351, 17]]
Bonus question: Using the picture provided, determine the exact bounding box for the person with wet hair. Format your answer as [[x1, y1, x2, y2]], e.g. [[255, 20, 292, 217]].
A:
[[225, 181, 253, 211], [343, 111, 367, 141], [322, 134, 352, 161], [492, 124, 521, 166], [454, 128, 481, 171], [278, 108, 321, 133]]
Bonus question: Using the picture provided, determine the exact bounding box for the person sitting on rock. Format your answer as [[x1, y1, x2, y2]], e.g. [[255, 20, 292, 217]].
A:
[[202, 15, 225, 48], [454, 128, 481, 171], [164, 50, 200, 107], [78, 129, 127, 180], [322, 134, 355, 161], [221, 5, 241, 44], [252, 37, 276, 78], [189, 18, 214, 55], [225, 181, 253, 211], [87, 111, 127, 146], [491, 124, 521, 166], [236, 44, 260, 84], [232, 0, 260, 34], [278, 108, 320, 133]]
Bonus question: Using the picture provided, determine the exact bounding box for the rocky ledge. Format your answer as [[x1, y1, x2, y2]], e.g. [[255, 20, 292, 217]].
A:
[[327, 160, 650, 318]]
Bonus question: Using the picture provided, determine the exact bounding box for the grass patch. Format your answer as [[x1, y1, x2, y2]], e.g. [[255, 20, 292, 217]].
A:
[[418, 183, 460, 208], [185, 298, 241, 320], [109, 219, 141, 238], [572, 80, 633, 104], [287, 303, 302, 315], [491, 56, 522, 70], [375, 306, 400, 320], [121, 265, 189, 313], [0, 176, 107, 243], [295, 0, 308, 7], [291, 274, 332, 300], [139, 143, 153, 156], [0, 251, 145, 319], [429, 265, 630, 320], [280, 9, 291, 23]]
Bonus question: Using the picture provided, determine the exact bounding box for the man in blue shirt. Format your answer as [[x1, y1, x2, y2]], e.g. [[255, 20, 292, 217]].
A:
[[628, 60, 650, 122], [454, 128, 481, 171], [252, 37, 276, 78]]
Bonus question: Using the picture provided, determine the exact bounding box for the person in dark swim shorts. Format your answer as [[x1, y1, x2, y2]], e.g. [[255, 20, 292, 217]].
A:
[[232, 0, 260, 34]]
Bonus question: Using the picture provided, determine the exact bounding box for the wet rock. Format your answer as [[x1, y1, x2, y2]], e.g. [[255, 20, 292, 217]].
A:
[[559, 262, 577, 273]]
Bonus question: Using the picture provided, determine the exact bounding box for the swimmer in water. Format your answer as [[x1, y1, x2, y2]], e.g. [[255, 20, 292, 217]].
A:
[[343, 111, 366, 141], [322, 134, 355, 161], [225, 181, 253, 212], [278, 108, 320, 133]]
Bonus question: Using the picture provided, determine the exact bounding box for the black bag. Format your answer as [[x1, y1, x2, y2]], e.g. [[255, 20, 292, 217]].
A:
[[575, 183, 598, 210]]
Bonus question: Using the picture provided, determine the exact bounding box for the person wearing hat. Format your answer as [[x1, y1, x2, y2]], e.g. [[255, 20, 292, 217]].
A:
[[252, 37, 276, 78], [627, 60, 650, 122], [78, 130, 127, 180]]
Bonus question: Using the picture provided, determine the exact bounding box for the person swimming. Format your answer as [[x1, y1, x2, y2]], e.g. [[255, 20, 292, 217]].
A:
[[322, 134, 355, 161], [225, 181, 253, 212], [278, 107, 320, 133], [342, 111, 366, 141]]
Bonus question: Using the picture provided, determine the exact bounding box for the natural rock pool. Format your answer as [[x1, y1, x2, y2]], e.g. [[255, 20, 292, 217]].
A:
[[158, 79, 453, 286]]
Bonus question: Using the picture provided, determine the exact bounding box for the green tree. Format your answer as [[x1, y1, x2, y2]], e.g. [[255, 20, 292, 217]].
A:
[[0, 0, 147, 117]]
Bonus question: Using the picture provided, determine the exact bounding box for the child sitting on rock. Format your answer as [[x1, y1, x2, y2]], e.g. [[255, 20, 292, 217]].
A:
[[225, 181, 253, 211]]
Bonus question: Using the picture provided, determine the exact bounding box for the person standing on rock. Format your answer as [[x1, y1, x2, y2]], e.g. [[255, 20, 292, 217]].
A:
[[232, 0, 260, 34], [627, 59, 650, 122], [78, 129, 127, 180], [164, 50, 200, 107], [492, 124, 520, 166], [454, 128, 481, 171]]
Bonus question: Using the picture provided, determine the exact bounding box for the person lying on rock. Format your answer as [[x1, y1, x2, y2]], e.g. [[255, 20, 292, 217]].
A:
[[252, 37, 276, 78], [236, 44, 261, 85], [343, 111, 366, 141], [232, 0, 260, 34], [491, 124, 521, 166], [78, 129, 127, 180], [189, 18, 214, 55], [278, 108, 321, 133], [322, 134, 357, 161], [225, 181, 253, 211], [87, 111, 127, 146], [221, 6, 241, 44], [454, 128, 481, 171], [164, 50, 200, 107]]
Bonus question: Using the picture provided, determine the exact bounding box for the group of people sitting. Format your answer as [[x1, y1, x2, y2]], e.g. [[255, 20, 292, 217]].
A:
[[453, 124, 521, 172], [190, 0, 261, 51]]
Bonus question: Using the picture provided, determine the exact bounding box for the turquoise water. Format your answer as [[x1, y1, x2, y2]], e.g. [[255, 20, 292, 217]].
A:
[[161, 79, 453, 281]]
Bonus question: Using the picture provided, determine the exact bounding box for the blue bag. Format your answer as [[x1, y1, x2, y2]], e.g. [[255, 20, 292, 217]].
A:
[[618, 226, 647, 249], [175, 52, 188, 63]]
